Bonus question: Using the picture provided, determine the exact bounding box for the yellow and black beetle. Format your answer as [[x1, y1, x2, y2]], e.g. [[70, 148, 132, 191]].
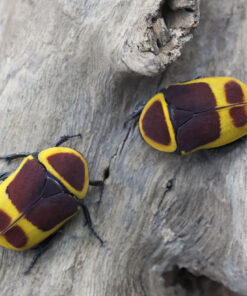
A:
[[125, 77, 247, 154], [0, 135, 103, 273]]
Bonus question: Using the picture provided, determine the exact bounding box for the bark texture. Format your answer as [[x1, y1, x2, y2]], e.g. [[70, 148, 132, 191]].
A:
[[0, 0, 246, 296]]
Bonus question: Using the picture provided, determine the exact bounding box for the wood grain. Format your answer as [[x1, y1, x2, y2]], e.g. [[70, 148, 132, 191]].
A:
[[0, 0, 246, 295]]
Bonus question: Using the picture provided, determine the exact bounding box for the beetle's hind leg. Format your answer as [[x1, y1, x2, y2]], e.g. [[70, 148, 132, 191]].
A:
[[0, 152, 30, 162], [54, 134, 81, 147], [124, 105, 145, 128], [24, 228, 63, 275], [80, 201, 104, 246]]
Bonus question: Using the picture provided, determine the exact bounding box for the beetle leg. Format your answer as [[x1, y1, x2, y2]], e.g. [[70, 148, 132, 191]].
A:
[[80, 201, 104, 246], [0, 152, 30, 162], [124, 105, 145, 128], [89, 180, 104, 187], [24, 245, 44, 275], [195, 75, 203, 80], [24, 228, 62, 275], [0, 171, 12, 181], [54, 134, 81, 147], [173, 76, 204, 84]]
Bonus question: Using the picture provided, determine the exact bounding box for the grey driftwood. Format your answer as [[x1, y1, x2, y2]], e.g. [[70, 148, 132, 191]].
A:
[[0, 0, 246, 296]]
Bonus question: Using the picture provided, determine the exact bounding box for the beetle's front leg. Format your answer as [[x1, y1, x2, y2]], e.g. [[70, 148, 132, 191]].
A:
[[124, 104, 145, 127], [0, 171, 12, 181], [89, 180, 104, 187], [0, 153, 31, 162], [54, 134, 81, 147], [80, 201, 104, 246]]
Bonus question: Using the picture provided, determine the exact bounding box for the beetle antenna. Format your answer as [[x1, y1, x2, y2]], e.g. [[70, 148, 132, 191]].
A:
[[123, 105, 145, 128]]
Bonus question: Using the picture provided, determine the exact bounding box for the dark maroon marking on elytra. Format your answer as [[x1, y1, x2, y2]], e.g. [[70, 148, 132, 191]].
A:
[[225, 81, 244, 104], [172, 109, 193, 128], [26, 193, 79, 231], [176, 110, 220, 152], [7, 159, 46, 212], [229, 106, 247, 127], [47, 153, 85, 191], [0, 210, 11, 232], [142, 100, 171, 145], [165, 83, 216, 112], [4, 225, 28, 248]]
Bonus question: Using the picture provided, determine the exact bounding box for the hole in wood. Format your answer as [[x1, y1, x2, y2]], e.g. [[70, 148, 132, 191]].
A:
[[161, 2, 197, 30], [163, 266, 243, 295], [185, 7, 195, 12], [161, 3, 176, 30], [103, 166, 110, 180]]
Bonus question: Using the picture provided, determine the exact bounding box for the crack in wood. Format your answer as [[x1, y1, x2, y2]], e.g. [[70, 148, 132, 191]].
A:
[[158, 178, 174, 209]]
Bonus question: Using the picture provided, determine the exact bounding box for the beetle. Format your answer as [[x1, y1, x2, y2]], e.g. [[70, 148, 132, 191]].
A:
[[125, 77, 247, 154], [0, 134, 104, 273]]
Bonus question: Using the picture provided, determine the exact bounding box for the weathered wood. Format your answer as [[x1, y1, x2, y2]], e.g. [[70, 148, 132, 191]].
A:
[[0, 0, 246, 295]]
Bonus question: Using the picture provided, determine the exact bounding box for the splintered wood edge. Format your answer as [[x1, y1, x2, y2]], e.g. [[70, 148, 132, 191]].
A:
[[121, 0, 200, 76]]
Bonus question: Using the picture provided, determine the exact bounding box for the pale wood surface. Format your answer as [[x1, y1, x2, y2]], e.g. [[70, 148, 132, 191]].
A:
[[0, 0, 246, 295]]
